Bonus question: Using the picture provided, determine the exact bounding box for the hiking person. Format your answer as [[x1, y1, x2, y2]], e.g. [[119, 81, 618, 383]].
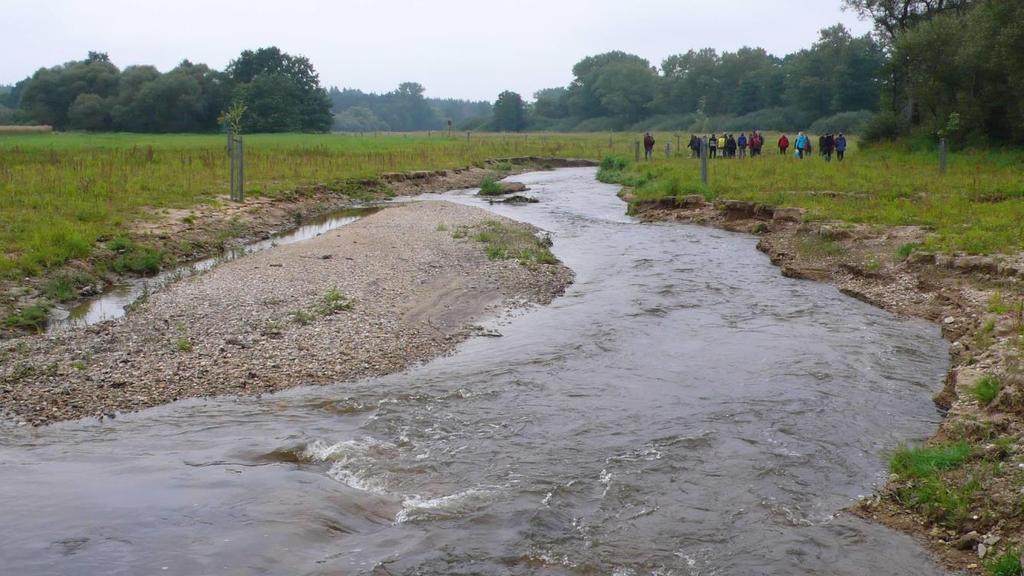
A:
[[726, 134, 737, 158], [643, 132, 655, 160], [737, 133, 748, 158], [708, 134, 718, 159], [778, 133, 790, 155], [688, 134, 698, 158], [751, 131, 763, 156], [835, 133, 847, 161], [718, 134, 726, 156], [823, 133, 835, 162], [795, 132, 808, 159], [818, 134, 827, 158]]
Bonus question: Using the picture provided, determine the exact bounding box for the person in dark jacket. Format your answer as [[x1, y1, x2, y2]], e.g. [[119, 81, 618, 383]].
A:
[[708, 134, 718, 159], [778, 134, 790, 155], [725, 134, 737, 158], [835, 133, 847, 161], [643, 132, 655, 160], [823, 133, 835, 161]]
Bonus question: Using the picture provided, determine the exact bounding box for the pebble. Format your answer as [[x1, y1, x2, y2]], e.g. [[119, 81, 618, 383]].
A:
[[1, 202, 572, 426]]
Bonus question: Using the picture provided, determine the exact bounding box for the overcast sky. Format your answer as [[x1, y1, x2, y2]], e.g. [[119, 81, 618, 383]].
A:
[[2, 0, 871, 101]]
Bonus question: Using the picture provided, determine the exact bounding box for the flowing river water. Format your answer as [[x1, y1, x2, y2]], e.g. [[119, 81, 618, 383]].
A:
[[0, 168, 950, 575]]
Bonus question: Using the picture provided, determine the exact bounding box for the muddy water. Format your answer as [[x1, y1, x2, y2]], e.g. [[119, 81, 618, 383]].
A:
[[48, 207, 381, 333], [0, 168, 950, 575]]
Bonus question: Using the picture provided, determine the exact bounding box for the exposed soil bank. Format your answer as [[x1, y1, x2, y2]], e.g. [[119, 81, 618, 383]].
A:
[[0, 157, 595, 337], [0, 201, 573, 426], [627, 193, 1024, 574]]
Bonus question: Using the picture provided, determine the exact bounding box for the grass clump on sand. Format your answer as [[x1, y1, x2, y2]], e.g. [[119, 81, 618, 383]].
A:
[[985, 549, 1022, 576], [971, 375, 1002, 406], [455, 219, 558, 266], [478, 178, 504, 196]]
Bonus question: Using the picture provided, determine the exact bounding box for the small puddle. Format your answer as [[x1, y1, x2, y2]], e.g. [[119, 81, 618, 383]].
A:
[[47, 206, 382, 333]]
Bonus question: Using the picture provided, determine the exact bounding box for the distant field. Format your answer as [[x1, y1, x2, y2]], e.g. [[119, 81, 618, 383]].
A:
[[601, 136, 1024, 255], [1, 131, 1022, 280]]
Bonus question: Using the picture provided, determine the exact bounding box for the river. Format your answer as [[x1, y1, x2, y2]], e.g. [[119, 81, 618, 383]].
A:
[[0, 168, 949, 575]]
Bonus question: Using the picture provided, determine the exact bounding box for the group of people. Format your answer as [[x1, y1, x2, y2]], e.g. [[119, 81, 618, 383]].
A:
[[777, 132, 847, 160], [687, 132, 768, 159], [640, 130, 850, 162]]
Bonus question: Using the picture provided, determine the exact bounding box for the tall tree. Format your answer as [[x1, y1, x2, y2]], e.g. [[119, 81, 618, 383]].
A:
[[226, 47, 332, 132], [492, 90, 526, 131]]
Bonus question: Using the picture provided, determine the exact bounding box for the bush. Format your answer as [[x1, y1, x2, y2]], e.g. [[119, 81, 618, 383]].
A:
[[808, 110, 876, 135], [862, 110, 910, 144]]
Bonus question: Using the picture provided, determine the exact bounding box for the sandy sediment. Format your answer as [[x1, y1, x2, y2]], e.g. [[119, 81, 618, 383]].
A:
[[0, 201, 573, 426]]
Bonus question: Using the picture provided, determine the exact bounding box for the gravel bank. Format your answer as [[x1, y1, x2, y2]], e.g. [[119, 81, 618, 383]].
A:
[[0, 201, 573, 426]]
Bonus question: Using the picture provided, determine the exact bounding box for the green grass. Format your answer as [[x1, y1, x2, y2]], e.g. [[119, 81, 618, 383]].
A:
[[3, 304, 50, 331], [317, 288, 353, 314], [478, 177, 504, 196], [971, 375, 1002, 406], [989, 291, 1011, 314], [175, 337, 193, 352], [986, 549, 1023, 576], [461, 220, 559, 266], [890, 442, 974, 479], [896, 242, 922, 259], [42, 271, 94, 301], [889, 441, 977, 528], [603, 137, 1024, 255], [0, 131, 617, 279]]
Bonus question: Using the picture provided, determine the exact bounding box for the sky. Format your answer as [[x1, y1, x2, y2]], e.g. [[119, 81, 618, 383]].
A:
[[1, 0, 872, 101]]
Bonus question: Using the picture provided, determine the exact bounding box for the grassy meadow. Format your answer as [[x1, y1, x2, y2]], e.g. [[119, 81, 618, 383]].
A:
[[600, 135, 1024, 255], [1, 130, 1023, 284], [0, 131, 636, 279]]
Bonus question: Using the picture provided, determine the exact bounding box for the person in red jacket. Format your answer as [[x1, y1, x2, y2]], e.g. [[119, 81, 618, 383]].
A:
[[778, 134, 790, 155]]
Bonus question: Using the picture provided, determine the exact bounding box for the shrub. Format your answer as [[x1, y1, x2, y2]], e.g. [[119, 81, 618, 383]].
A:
[[808, 110, 876, 135], [862, 110, 910, 144]]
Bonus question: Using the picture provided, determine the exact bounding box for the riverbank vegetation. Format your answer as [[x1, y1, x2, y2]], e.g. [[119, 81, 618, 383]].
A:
[[599, 141, 1024, 255]]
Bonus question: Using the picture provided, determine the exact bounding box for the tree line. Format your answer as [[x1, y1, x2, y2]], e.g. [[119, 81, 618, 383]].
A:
[[845, 0, 1024, 145], [461, 23, 886, 134], [328, 84, 491, 132], [0, 48, 332, 133]]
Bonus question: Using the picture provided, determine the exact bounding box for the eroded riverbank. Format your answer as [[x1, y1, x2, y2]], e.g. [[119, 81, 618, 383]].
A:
[[627, 194, 1024, 574], [0, 201, 572, 425]]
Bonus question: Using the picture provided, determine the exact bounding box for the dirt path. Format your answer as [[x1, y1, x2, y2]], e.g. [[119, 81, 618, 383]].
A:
[[0, 201, 572, 426]]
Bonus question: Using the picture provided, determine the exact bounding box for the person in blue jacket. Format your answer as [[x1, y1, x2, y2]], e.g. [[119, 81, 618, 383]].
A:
[[795, 132, 809, 159], [835, 133, 848, 161], [737, 133, 748, 158]]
